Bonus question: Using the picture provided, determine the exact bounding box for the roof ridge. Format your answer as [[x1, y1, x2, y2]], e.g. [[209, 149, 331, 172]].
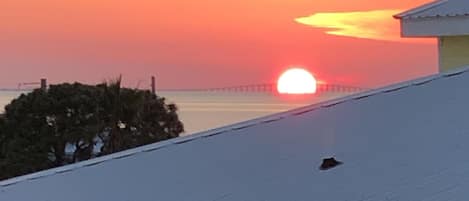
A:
[[394, 0, 449, 19], [1, 66, 469, 188]]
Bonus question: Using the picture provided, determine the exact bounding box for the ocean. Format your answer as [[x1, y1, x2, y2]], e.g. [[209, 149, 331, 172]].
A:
[[0, 90, 352, 135]]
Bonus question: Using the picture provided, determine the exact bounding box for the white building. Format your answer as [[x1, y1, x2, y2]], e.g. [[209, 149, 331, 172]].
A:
[[395, 0, 469, 72]]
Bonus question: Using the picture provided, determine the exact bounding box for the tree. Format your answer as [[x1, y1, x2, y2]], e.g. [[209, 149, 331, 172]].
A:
[[0, 80, 184, 180]]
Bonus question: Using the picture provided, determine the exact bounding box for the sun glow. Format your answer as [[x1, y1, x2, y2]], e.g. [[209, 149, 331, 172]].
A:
[[277, 68, 317, 94]]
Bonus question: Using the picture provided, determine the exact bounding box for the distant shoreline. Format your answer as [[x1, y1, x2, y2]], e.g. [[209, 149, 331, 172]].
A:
[[0, 89, 32, 92]]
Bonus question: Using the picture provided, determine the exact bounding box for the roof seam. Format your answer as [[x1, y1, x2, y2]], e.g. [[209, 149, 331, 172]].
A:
[[408, 13, 469, 19], [1, 66, 469, 188]]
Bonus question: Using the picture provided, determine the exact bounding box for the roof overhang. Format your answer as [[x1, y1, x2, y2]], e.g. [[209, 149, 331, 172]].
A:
[[393, 0, 448, 19], [394, 0, 469, 37], [398, 15, 469, 37]]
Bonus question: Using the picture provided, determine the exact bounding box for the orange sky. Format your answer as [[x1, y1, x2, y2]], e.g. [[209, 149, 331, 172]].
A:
[[0, 0, 436, 89]]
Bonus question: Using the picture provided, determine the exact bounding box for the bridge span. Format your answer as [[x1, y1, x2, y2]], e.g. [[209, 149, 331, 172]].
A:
[[7, 78, 367, 94], [160, 83, 367, 94]]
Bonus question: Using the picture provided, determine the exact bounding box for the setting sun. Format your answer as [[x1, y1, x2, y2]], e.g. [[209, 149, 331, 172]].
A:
[[277, 68, 317, 94]]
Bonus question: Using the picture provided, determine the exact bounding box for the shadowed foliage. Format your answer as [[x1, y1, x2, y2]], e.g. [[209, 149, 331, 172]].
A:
[[0, 80, 183, 180]]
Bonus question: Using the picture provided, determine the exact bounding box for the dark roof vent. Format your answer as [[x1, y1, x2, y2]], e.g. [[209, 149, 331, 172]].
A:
[[320, 157, 343, 170]]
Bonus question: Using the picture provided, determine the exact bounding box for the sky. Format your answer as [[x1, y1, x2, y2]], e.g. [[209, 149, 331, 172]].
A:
[[0, 0, 436, 89]]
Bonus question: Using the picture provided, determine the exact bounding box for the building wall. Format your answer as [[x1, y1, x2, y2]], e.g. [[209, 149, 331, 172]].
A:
[[439, 35, 469, 72]]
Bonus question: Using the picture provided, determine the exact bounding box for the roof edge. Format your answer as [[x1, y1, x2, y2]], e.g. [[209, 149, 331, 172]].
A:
[[2, 66, 469, 188], [394, 0, 448, 19]]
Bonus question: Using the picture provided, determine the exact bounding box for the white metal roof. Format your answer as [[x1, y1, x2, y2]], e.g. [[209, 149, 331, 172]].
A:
[[395, 0, 469, 19], [2, 67, 469, 200]]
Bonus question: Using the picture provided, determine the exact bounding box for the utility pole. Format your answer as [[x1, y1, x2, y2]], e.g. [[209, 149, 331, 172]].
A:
[[151, 76, 156, 94], [40, 78, 47, 91]]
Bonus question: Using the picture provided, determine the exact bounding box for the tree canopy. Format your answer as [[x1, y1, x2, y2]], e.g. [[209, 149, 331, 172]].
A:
[[0, 80, 184, 180]]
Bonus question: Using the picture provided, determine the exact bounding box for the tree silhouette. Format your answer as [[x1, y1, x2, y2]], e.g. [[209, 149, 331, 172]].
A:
[[0, 80, 184, 180]]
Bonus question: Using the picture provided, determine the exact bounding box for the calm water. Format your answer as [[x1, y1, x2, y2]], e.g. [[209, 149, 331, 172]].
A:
[[0, 90, 352, 135]]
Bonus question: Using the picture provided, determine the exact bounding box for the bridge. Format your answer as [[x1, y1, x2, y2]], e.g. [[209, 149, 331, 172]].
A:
[[7, 78, 367, 94], [15, 79, 48, 90], [159, 83, 367, 94]]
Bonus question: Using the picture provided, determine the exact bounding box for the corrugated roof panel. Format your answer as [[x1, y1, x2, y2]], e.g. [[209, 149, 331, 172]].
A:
[[395, 0, 469, 19]]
